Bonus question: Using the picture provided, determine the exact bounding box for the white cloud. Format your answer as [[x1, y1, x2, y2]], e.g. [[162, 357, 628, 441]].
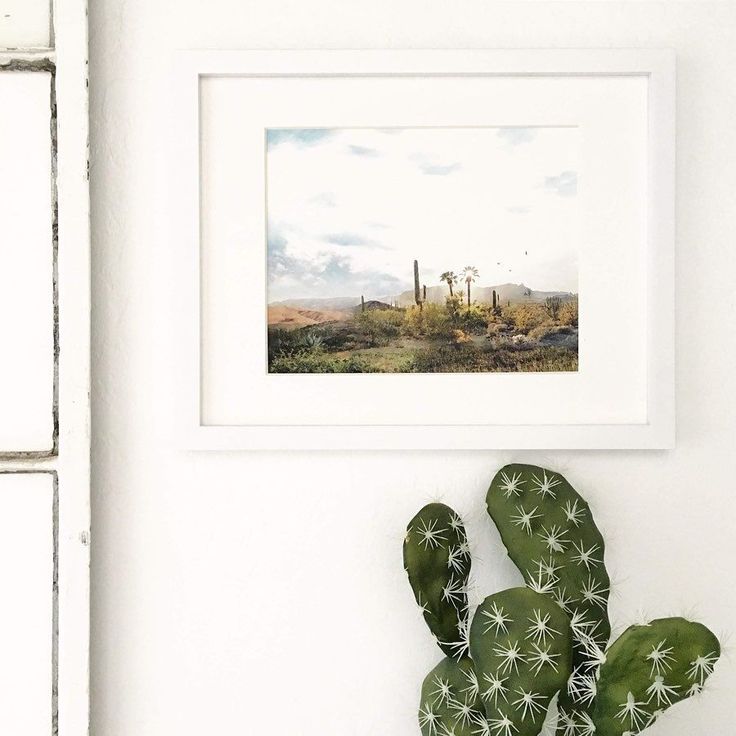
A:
[[544, 170, 578, 197], [497, 127, 537, 146], [267, 127, 579, 300]]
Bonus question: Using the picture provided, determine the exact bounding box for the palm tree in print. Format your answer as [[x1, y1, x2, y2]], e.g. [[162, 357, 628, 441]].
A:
[[440, 271, 458, 297], [460, 266, 479, 306]]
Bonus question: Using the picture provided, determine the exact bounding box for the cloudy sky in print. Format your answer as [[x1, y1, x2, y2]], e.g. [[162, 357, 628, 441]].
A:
[[266, 127, 579, 302]]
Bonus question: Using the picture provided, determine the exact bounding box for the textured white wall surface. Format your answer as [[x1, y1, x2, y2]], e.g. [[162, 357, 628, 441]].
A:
[[90, 2, 736, 735]]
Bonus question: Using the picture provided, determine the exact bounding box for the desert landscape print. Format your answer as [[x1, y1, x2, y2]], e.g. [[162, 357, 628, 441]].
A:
[[267, 127, 579, 373]]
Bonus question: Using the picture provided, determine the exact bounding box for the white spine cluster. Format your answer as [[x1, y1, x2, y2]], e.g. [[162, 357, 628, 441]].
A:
[[499, 472, 526, 499]]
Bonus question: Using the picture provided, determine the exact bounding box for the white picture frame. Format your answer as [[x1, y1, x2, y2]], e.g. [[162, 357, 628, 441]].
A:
[[172, 49, 675, 450]]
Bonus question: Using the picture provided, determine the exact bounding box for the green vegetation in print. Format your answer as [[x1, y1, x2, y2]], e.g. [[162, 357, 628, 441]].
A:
[[268, 278, 578, 373], [266, 127, 579, 373]]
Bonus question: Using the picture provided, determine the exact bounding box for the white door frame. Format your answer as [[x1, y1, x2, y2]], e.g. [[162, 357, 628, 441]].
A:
[[0, 0, 90, 733]]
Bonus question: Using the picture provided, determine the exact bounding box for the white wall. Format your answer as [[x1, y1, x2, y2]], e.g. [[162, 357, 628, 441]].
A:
[[89, 2, 736, 734]]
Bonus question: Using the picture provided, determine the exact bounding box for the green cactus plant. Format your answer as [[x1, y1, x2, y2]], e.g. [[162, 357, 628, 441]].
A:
[[592, 617, 720, 736], [486, 463, 610, 728], [404, 466, 721, 736], [470, 588, 573, 736], [418, 657, 485, 736], [414, 260, 424, 312], [403, 503, 472, 659], [485, 463, 720, 735], [404, 502, 575, 735]]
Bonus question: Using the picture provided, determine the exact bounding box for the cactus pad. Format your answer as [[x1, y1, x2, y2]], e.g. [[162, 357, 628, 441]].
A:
[[469, 587, 573, 736], [486, 464, 611, 724], [592, 617, 720, 735], [404, 503, 472, 659], [403, 467, 722, 736], [418, 657, 484, 736]]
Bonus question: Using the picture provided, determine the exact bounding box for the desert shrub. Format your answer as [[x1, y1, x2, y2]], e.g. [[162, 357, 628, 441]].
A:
[[422, 303, 452, 337], [528, 324, 575, 341], [268, 328, 304, 360], [357, 309, 402, 345], [459, 303, 491, 334], [402, 303, 452, 338], [544, 296, 563, 320], [320, 324, 361, 351], [374, 309, 404, 328], [451, 329, 471, 345], [409, 344, 479, 372], [444, 295, 465, 324], [269, 351, 377, 373], [499, 304, 515, 325], [559, 298, 578, 327], [410, 343, 577, 373], [486, 322, 511, 336], [402, 305, 424, 336], [528, 324, 556, 341], [403, 301, 491, 338], [501, 303, 549, 333]]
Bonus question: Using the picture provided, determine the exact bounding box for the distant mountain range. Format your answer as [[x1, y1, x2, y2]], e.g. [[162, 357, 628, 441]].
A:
[[388, 282, 575, 307], [267, 304, 352, 329], [272, 296, 364, 311], [271, 283, 576, 310]]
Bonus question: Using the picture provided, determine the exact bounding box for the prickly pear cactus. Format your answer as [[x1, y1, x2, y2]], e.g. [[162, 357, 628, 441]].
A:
[[486, 464, 611, 726], [592, 617, 721, 736], [403, 466, 721, 736], [404, 503, 472, 659], [470, 588, 573, 736], [418, 657, 485, 736]]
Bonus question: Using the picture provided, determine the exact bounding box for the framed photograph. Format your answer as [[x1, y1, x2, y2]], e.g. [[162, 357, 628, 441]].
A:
[[173, 50, 675, 450]]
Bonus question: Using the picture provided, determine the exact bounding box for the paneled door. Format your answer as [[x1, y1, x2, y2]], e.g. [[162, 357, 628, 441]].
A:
[[0, 0, 89, 734]]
